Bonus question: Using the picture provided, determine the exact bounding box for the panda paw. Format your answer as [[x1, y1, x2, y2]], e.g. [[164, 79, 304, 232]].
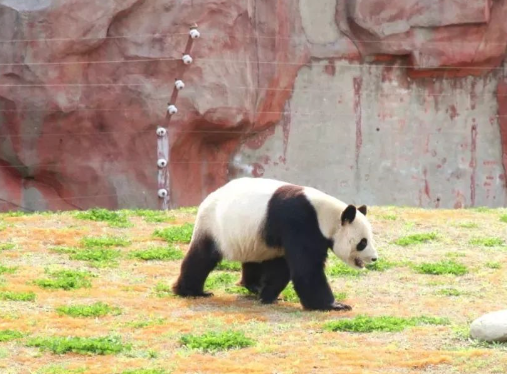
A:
[[330, 302, 352, 311]]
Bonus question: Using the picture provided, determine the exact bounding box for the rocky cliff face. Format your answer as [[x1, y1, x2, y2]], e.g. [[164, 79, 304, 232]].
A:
[[0, 0, 506, 211]]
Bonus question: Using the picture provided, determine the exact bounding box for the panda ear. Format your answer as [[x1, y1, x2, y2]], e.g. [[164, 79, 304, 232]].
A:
[[357, 205, 367, 216], [341, 205, 357, 225]]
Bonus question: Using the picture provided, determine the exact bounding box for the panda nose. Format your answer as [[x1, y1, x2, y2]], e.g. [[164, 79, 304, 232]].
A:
[[371, 257, 377, 262]]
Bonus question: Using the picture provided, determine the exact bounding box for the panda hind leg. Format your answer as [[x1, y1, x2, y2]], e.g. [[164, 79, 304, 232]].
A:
[[172, 235, 222, 297], [238, 262, 263, 294], [259, 257, 290, 304]]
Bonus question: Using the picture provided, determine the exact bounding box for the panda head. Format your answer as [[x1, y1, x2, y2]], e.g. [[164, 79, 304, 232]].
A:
[[331, 204, 378, 270]]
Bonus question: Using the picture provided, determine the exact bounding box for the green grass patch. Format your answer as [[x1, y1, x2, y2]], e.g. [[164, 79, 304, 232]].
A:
[[280, 283, 346, 303], [179, 330, 254, 352], [153, 223, 194, 244], [224, 285, 254, 296], [394, 232, 438, 246], [205, 272, 238, 290], [81, 236, 131, 248], [323, 315, 449, 333], [0, 290, 36, 302], [38, 365, 87, 374], [124, 209, 176, 223], [500, 215, 507, 223], [485, 261, 501, 269], [326, 260, 363, 277], [365, 258, 397, 272], [216, 261, 241, 271], [74, 208, 132, 228], [436, 288, 463, 297], [457, 222, 479, 229], [0, 264, 17, 275], [380, 214, 397, 221], [70, 248, 122, 267], [129, 246, 183, 261], [56, 302, 121, 318], [174, 206, 198, 214], [469, 237, 505, 247], [120, 369, 166, 374], [0, 211, 30, 217], [471, 207, 493, 213], [26, 335, 131, 355], [445, 252, 466, 259], [0, 243, 14, 251], [0, 329, 24, 342], [413, 260, 468, 276], [153, 283, 174, 298], [34, 269, 94, 290], [125, 317, 166, 329]]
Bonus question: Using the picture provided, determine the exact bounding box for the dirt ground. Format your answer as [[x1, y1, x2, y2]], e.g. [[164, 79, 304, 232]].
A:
[[1, 206, 506, 374]]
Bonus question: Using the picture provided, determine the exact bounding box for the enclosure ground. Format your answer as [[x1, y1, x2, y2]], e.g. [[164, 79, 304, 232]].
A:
[[1, 206, 506, 374]]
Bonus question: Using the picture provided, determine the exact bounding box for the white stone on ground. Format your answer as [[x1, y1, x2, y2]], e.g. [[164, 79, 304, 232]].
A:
[[470, 310, 507, 342]]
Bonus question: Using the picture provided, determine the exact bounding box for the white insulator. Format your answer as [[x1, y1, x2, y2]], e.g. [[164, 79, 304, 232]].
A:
[[167, 104, 178, 115], [189, 29, 200, 39], [182, 54, 193, 65], [174, 79, 185, 90], [158, 189, 168, 198], [156, 127, 167, 136], [157, 159, 168, 168]]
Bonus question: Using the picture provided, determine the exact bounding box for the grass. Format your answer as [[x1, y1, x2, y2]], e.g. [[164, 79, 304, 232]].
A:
[[124, 209, 176, 223], [53, 247, 122, 267], [0, 264, 17, 275], [413, 260, 468, 276], [457, 222, 479, 229], [326, 260, 363, 277], [3, 206, 507, 373], [124, 318, 166, 329], [216, 261, 242, 271], [205, 272, 238, 290], [56, 302, 122, 318], [75, 208, 132, 228], [281, 283, 347, 303], [0, 243, 15, 251], [179, 330, 254, 352], [153, 223, 194, 244], [500, 215, 507, 223], [0, 290, 36, 302], [129, 246, 183, 261], [26, 335, 131, 355], [38, 365, 87, 374], [323, 315, 450, 333], [154, 283, 174, 298], [81, 236, 131, 248], [380, 214, 397, 220], [0, 329, 24, 342], [394, 232, 438, 246], [436, 288, 463, 297], [485, 261, 501, 269], [121, 369, 167, 374], [469, 237, 505, 247], [34, 269, 94, 290]]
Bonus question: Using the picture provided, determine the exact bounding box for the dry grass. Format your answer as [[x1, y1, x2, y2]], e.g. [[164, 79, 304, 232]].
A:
[[1, 206, 506, 374]]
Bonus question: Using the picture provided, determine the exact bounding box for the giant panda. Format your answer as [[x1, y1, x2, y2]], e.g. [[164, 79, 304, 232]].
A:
[[172, 177, 378, 311]]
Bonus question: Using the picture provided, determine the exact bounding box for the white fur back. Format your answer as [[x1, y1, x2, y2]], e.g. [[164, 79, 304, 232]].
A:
[[193, 178, 288, 262]]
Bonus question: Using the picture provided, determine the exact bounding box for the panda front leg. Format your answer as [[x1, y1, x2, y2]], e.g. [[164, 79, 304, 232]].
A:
[[258, 257, 291, 304], [284, 241, 352, 311], [172, 235, 222, 297], [238, 262, 263, 294]]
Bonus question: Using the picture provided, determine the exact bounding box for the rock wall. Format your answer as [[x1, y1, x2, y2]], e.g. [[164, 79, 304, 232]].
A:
[[0, 0, 506, 211]]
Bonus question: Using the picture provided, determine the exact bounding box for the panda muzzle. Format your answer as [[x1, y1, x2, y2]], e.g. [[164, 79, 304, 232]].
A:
[[354, 258, 365, 268]]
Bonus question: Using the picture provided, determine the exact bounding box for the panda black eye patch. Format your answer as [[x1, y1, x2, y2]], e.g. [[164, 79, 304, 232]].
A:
[[357, 238, 367, 251]]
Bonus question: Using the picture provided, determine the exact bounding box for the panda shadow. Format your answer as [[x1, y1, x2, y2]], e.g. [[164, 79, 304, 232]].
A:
[[177, 293, 303, 314]]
